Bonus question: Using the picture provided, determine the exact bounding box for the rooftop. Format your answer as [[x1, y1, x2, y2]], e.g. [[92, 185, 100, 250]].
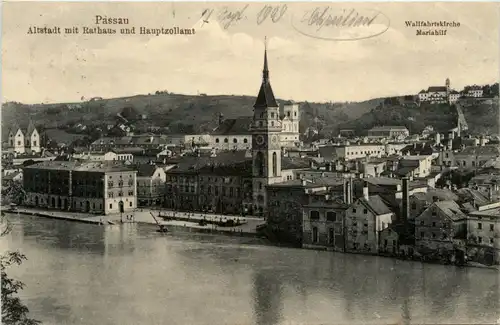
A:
[[23, 161, 135, 173]]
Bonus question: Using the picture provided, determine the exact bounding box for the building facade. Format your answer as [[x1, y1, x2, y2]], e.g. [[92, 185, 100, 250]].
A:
[[23, 161, 137, 215], [7, 122, 41, 154], [136, 164, 166, 206]]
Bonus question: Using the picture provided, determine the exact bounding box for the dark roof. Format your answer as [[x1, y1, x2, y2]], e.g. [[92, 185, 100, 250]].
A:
[[434, 201, 467, 221], [400, 143, 437, 155], [427, 86, 447, 92], [456, 145, 500, 157], [282, 157, 310, 170], [412, 188, 459, 203], [135, 164, 159, 177], [254, 49, 278, 108], [212, 117, 253, 135], [359, 195, 393, 215], [318, 145, 338, 160]]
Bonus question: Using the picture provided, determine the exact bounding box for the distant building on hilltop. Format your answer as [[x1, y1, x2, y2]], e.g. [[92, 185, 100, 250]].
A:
[[417, 78, 460, 104]]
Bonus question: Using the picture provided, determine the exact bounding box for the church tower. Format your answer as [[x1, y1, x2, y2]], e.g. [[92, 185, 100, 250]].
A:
[[252, 39, 282, 217]]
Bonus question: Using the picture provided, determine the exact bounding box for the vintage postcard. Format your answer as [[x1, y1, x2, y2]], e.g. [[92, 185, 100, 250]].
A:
[[1, 2, 499, 325]]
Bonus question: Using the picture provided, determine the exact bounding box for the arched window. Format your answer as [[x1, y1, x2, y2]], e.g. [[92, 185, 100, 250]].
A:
[[233, 138, 238, 143], [272, 152, 277, 176], [255, 152, 264, 177], [224, 138, 228, 143], [243, 138, 248, 144], [215, 138, 220, 143]]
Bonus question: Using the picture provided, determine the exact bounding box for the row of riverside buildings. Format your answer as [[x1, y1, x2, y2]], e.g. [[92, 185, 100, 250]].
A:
[[11, 44, 500, 265]]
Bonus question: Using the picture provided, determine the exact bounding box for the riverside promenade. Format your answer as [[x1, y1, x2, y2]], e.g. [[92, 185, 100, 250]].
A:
[[5, 207, 265, 236]]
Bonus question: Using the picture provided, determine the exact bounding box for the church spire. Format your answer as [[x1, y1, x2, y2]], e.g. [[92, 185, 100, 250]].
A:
[[263, 36, 269, 83], [254, 37, 278, 108]]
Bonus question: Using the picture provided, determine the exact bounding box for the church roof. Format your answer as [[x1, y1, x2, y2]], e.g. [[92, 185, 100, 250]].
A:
[[212, 117, 253, 135], [253, 46, 278, 108]]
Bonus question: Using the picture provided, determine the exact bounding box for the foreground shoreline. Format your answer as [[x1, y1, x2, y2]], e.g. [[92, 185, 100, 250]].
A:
[[3, 207, 499, 271]]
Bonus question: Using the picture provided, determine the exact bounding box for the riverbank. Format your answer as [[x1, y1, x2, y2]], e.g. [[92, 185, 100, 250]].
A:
[[3, 207, 266, 238]]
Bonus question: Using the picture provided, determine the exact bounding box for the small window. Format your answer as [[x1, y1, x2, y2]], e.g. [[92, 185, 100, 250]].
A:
[[478, 223, 482, 230], [490, 224, 494, 231], [243, 138, 248, 144], [432, 222, 436, 227], [411, 203, 417, 210], [215, 138, 220, 143], [233, 138, 238, 143], [478, 236, 483, 243], [363, 209, 368, 214], [326, 211, 336, 222], [129, 202, 132, 207], [310, 211, 320, 220], [109, 204, 113, 209], [352, 208, 357, 213]]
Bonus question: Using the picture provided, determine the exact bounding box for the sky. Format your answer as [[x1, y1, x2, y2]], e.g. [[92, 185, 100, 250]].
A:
[[1, 2, 499, 104]]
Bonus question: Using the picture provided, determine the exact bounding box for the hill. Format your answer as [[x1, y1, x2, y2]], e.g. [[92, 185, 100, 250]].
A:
[[2, 93, 497, 141], [338, 100, 499, 136], [1, 93, 378, 137]]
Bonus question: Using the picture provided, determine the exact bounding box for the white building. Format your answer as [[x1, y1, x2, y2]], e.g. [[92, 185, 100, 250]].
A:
[[417, 78, 460, 104], [210, 102, 300, 151], [7, 121, 41, 154], [466, 85, 484, 98]]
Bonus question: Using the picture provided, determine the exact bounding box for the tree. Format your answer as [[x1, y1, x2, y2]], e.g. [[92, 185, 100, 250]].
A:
[[1, 215, 41, 325]]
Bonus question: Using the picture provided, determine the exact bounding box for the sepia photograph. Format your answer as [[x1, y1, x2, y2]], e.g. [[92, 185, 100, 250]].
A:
[[1, 2, 499, 325]]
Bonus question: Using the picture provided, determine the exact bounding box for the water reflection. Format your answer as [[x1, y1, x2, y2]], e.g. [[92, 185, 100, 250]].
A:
[[253, 269, 284, 325], [1, 214, 499, 325]]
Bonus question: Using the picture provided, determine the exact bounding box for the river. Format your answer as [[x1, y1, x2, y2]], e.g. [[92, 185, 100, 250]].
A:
[[1, 214, 499, 325]]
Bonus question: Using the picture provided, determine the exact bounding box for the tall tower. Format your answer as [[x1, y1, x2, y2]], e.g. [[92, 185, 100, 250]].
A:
[[252, 39, 282, 217]]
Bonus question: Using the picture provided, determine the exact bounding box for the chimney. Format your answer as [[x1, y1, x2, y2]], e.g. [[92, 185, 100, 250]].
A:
[[346, 178, 353, 204], [218, 113, 224, 126], [435, 133, 441, 146], [363, 181, 369, 201], [401, 177, 410, 223], [343, 179, 348, 203]]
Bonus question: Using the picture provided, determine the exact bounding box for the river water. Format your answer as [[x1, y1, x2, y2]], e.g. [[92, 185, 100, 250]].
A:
[[1, 214, 499, 325]]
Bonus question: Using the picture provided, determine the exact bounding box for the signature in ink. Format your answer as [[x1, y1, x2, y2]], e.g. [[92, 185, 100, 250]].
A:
[[291, 7, 390, 41]]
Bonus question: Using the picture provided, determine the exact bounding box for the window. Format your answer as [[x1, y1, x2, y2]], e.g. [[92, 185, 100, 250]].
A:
[[17, 141, 21, 145], [216, 138, 220, 143], [328, 228, 334, 245], [432, 233, 436, 239], [109, 204, 113, 209], [243, 138, 248, 144], [224, 138, 228, 143], [272, 152, 277, 177], [384, 239, 388, 247], [411, 203, 417, 210], [129, 202, 132, 207], [312, 227, 319, 243], [431, 210, 436, 216], [233, 138, 238, 143], [432, 222, 436, 227], [490, 238, 494, 244], [326, 211, 336, 222], [310, 211, 320, 220], [478, 236, 482, 243], [363, 209, 368, 214], [352, 208, 357, 213], [490, 224, 495, 231], [478, 223, 482, 230]]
